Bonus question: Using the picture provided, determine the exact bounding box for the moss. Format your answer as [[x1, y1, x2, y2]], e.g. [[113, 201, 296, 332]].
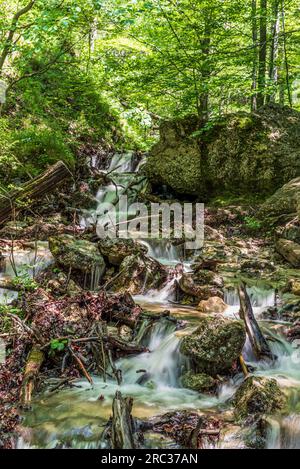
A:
[[180, 316, 246, 376], [110, 254, 167, 295], [146, 104, 300, 199], [181, 371, 216, 393], [234, 376, 285, 422], [49, 235, 106, 285], [98, 239, 146, 266]]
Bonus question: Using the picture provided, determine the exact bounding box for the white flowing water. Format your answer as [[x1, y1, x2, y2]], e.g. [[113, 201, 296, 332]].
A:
[[224, 285, 276, 319], [7, 152, 300, 449], [0, 242, 53, 303]]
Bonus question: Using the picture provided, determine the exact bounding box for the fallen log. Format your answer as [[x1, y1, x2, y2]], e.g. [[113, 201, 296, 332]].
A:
[[20, 347, 45, 407], [0, 161, 72, 225], [111, 391, 136, 449], [238, 283, 274, 361]]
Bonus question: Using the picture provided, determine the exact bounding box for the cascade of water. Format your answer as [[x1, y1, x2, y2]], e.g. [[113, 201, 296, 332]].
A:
[[138, 239, 184, 267], [224, 285, 276, 319], [267, 415, 300, 449], [118, 320, 186, 388]]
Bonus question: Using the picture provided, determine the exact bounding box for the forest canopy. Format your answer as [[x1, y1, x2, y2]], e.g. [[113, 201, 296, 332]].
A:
[[0, 0, 299, 179]]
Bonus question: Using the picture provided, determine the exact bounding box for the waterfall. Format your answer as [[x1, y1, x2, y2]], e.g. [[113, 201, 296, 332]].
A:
[[224, 285, 276, 319], [138, 239, 184, 266], [118, 320, 186, 388], [267, 415, 300, 449]]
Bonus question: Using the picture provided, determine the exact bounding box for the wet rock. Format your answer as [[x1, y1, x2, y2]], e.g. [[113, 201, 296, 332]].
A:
[[98, 238, 146, 266], [197, 297, 228, 314], [178, 273, 224, 301], [193, 270, 224, 288], [181, 371, 216, 393], [109, 254, 168, 295], [233, 376, 285, 421], [276, 238, 300, 268], [49, 234, 106, 288], [180, 316, 246, 376]]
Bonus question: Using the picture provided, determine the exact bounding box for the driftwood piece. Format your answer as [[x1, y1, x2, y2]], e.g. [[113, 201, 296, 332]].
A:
[[111, 391, 136, 449], [0, 161, 71, 225], [238, 283, 274, 361], [20, 347, 45, 407]]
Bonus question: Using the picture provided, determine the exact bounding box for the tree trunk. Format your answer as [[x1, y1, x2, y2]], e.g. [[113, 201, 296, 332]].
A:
[[267, 0, 280, 102], [251, 0, 258, 111], [198, 15, 212, 123], [111, 391, 136, 449], [0, 1, 36, 76], [238, 283, 274, 360], [280, 0, 292, 106], [257, 0, 268, 108], [0, 161, 71, 225], [20, 347, 44, 407]]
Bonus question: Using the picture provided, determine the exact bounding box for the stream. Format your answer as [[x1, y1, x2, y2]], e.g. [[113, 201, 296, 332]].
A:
[[2, 152, 300, 449]]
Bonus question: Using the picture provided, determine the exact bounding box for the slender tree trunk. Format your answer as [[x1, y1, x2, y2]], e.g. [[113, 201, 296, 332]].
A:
[[251, 0, 258, 111], [198, 15, 211, 123], [257, 0, 268, 108], [267, 0, 280, 102], [280, 0, 292, 106], [0, 0, 36, 76]]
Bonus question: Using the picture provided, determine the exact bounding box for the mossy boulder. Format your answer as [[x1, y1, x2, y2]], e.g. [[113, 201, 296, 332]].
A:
[[178, 273, 224, 301], [49, 235, 106, 288], [259, 177, 300, 219], [98, 238, 146, 266], [181, 371, 216, 393], [234, 376, 285, 421], [145, 116, 203, 196], [109, 254, 168, 295], [145, 104, 300, 198], [180, 316, 246, 376]]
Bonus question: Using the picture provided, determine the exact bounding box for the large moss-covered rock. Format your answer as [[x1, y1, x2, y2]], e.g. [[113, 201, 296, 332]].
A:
[[181, 371, 216, 393], [234, 376, 285, 421], [145, 116, 203, 196], [180, 316, 246, 376], [259, 177, 300, 219], [109, 254, 168, 295], [98, 238, 146, 266], [145, 104, 300, 198], [49, 235, 106, 287]]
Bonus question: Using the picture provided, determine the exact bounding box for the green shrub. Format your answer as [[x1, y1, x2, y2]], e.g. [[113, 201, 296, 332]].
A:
[[12, 126, 75, 178]]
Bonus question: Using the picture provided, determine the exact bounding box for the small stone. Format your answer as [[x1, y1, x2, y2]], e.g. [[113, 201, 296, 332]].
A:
[[197, 297, 228, 314], [181, 371, 216, 393]]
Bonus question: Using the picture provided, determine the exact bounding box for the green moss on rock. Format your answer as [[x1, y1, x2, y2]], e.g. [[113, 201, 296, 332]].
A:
[[98, 238, 147, 266], [234, 376, 285, 421], [181, 371, 216, 393], [145, 104, 300, 198], [49, 235, 106, 287], [180, 316, 246, 376]]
